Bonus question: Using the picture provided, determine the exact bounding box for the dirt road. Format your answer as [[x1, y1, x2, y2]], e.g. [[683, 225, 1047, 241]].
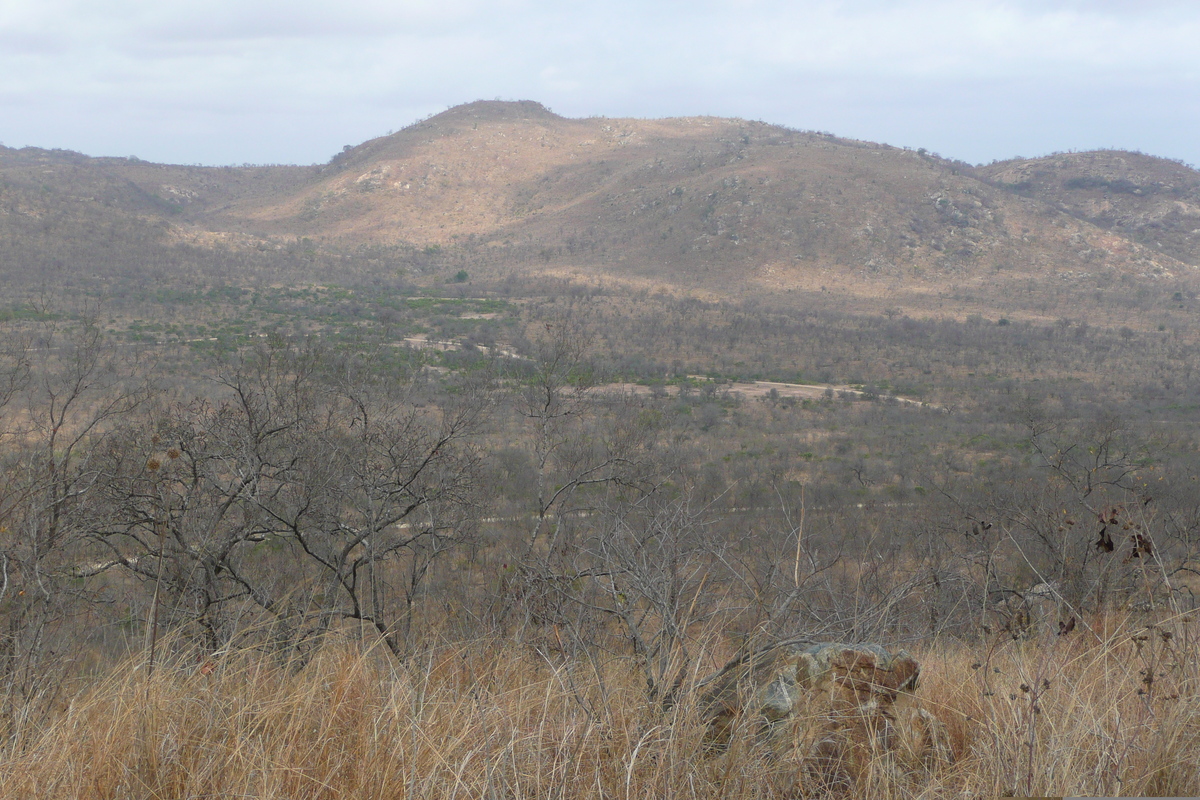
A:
[[606, 378, 938, 409]]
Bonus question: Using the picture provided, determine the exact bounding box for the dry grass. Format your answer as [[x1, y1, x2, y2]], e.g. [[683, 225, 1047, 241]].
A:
[[2, 613, 1198, 799]]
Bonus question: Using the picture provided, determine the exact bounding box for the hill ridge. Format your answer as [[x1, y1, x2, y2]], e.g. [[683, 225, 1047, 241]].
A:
[[4, 100, 1198, 324]]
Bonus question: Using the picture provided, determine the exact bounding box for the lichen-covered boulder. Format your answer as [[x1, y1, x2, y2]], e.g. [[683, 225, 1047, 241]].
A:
[[698, 640, 951, 776]]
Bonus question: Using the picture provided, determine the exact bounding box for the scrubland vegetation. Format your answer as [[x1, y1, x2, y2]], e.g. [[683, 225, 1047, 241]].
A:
[[2, 272, 1199, 798]]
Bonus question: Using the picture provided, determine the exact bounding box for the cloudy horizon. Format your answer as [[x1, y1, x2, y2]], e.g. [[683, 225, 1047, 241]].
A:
[[2, 0, 1197, 168]]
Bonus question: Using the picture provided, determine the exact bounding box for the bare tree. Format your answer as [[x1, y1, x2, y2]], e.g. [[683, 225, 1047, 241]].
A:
[[87, 340, 490, 661], [0, 317, 151, 713]]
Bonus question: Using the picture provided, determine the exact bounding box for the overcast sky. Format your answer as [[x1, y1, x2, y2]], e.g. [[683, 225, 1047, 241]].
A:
[[2, 0, 1198, 167]]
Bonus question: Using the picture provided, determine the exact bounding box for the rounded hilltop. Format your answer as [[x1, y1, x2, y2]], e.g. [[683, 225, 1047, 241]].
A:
[[432, 99, 563, 124], [326, 100, 565, 170]]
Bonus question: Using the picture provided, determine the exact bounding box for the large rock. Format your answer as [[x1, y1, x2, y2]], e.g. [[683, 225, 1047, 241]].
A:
[[698, 640, 952, 779]]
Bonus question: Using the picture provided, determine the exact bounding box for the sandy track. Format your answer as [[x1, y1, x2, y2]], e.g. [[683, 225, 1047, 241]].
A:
[[604, 378, 937, 409]]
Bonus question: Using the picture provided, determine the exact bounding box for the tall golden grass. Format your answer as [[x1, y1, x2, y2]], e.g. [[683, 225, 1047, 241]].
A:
[[1, 612, 1197, 799]]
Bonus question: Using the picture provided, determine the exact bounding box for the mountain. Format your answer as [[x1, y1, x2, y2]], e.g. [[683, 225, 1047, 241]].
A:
[[3, 101, 1198, 321]]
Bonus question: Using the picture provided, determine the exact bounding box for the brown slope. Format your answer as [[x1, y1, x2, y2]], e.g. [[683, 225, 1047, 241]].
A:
[[218, 101, 1193, 313], [975, 150, 1200, 267]]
